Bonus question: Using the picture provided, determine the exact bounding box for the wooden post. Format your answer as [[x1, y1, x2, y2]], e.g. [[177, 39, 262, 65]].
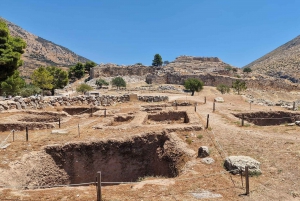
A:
[[104, 108, 106, 117], [242, 115, 244, 126], [12, 129, 15, 142], [97, 171, 102, 201], [206, 114, 209, 129], [78, 124, 80, 138], [26, 126, 28, 141], [213, 102, 215, 112], [293, 102, 296, 111], [204, 96, 206, 104], [195, 105, 197, 112], [58, 118, 61, 128], [245, 166, 250, 195]]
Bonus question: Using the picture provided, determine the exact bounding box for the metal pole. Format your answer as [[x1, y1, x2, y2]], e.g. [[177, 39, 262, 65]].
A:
[[293, 102, 296, 111], [245, 166, 250, 195], [12, 129, 15, 142], [26, 126, 28, 141], [104, 108, 106, 117], [58, 118, 61, 128], [213, 102, 215, 112], [78, 124, 80, 138], [206, 114, 209, 129], [204, 96, 206, 104], [242, 114, 244, 126], [97, 171, 102, 201]]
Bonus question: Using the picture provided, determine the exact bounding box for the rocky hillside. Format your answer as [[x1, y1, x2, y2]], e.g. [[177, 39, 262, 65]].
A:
[[244, 35, 300, 83], [165, 56, 232, 74], [1, 17, 90, 77]]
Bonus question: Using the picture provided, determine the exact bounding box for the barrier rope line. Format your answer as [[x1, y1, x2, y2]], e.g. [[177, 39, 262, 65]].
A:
[[0, 130, 13, 148]]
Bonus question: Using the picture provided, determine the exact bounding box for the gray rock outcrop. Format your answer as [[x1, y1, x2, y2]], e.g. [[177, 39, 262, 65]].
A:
[[198, 146, 209, 158], [224, 156, 261, 175]]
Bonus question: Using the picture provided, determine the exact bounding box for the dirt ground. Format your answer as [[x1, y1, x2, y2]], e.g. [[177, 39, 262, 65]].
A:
[[0, 86, 300, 201]]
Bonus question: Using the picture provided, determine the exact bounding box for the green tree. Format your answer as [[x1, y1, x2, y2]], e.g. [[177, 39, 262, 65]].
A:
[[152, 54, 163, 66], [84, 61, 97, 72], [31, 66, 53, 95], [95, 78, 109, 88], [243, 67, 252, 73], [76, 83, 92, 94], [217, 84, 230, 94], [0, 20, 26, 82], [163, 60, 169, 65], [68, 62, 85, 80], [46, 66, 69, 95], [19, 84, 42, 97], [1, 71, 25, 96], [112, 77, 126, 89], [135, 63, 143, 65], [184, 78, 204, 96], [232, 80, 247, 95]]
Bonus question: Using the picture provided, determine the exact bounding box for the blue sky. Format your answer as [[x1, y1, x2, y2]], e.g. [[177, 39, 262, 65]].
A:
[[1, 0, 300, 67]]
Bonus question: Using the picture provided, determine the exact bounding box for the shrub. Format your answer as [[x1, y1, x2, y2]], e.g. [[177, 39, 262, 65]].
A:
[[217, 84, 230, 94], [197, 134, 203, 139], [76, 83, 92, 94]]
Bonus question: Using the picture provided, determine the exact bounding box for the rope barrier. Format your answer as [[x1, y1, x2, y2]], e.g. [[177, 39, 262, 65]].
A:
[[0, 130, 13, 148]]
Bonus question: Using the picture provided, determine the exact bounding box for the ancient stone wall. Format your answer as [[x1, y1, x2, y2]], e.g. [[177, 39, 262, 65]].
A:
[[0, 95, 169, 111], [146, 73, 300, 91], [90, 64, 156, 79]]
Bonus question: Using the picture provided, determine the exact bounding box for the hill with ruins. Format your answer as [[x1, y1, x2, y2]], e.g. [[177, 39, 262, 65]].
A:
[[244, 35, 300, 83], [1, 17, 90, 77]]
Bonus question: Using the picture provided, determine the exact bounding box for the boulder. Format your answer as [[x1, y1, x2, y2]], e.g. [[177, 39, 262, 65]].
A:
[[198, 146, 209, 158], [224, 156, 261, 175], [201, 157, 214, 164], [214, 97, 224, 103]]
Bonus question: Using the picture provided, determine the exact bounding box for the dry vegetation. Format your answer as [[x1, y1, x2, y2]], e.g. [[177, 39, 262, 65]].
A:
[[0, 87, 300, 200]]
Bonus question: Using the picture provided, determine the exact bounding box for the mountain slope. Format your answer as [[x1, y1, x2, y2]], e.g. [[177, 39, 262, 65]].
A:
[[244, 35, 300, 83], [1, 17, 90, 77]]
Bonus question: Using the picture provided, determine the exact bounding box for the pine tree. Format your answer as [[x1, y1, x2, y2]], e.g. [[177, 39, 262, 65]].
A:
[[152, 54, 163, 66], [0, 19, 26, 82]]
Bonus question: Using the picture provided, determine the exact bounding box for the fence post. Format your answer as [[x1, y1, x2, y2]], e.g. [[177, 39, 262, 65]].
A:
[[78, 124, 80, 138], [195, 104, 197, 112], [97, 171, 102, 201], [206, 114, 209, 129], [58, 118, 61, 128], [12, 129, 15, 142], [213, 102, 215, 112], [26, 126, 28, 141], [293, 102, 296, 111], [104, 108, 106, 117], [245, 166, 250, 195], [91, 107, 93, 117], [204, 96, 206, 104], [242, 115, 244, 127]]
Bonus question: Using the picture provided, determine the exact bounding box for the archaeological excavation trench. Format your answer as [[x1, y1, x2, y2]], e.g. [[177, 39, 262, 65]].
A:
[[144, 111, 189, 125], [233, 111, 300, 126], [63, 107, 100, 115], [44, 132, 193, 185]]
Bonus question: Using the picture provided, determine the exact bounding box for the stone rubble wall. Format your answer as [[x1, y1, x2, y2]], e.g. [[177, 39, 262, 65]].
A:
[[90, 64, 157, 79], [0, 95, 168, 111], [146, 73, 300, 91]]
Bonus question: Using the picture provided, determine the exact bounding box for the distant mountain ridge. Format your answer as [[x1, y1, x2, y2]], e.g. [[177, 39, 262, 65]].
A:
[[1, 17, 90, 77], [244, 35, 300, 83]]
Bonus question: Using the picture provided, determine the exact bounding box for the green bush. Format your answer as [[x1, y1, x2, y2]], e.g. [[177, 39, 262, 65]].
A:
[[217, 84, 230, 94], [76, 83, 92, 94], [19, 84, 42, 97]]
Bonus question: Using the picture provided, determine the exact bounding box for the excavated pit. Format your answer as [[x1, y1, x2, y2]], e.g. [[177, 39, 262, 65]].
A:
[[44, 132, 192, 185], [108, 115, 134, 126], [233, 111, 300, 126], [63, 107, 100, 115], [0, 111, 67, 131], [145, 111, 189, 125]]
